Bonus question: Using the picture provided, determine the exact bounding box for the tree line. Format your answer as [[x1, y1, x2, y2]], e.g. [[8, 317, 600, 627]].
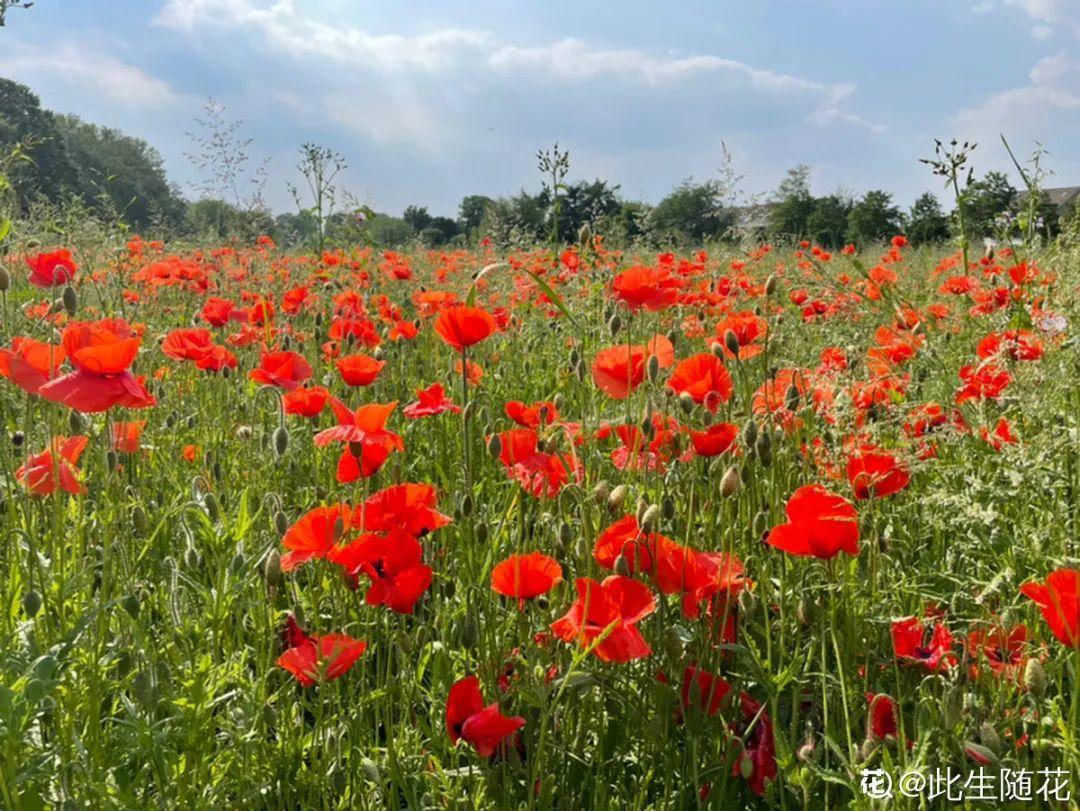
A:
[[1, 77, 1074, 250]]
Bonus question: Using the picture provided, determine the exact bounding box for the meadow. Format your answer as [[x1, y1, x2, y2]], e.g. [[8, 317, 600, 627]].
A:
[[1, 223, 1079, 809]]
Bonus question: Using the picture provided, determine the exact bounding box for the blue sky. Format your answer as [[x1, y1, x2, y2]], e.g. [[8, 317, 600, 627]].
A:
[[2, 0, 1079, 217]]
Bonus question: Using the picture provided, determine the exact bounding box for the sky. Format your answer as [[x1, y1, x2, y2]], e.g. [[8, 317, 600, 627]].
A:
[[2, 0, 1079, 217]]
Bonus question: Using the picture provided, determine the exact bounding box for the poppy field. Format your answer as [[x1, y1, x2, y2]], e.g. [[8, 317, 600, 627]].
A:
[[1, 232, 1080, 809]]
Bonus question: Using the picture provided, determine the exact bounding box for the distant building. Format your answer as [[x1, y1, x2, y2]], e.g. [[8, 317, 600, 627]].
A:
[[1016, 186, 1080, 214]]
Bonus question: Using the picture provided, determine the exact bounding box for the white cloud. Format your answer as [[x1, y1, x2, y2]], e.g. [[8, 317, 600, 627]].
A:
[[0, 41, 180, 107], [996, 0, 1080, 37]]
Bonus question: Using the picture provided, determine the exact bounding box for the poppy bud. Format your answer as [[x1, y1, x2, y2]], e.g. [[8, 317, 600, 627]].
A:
[[166, 412, 177, 429], [646, 354, 660, 382], [574, 360, 585, 381], [1024, 658, 1047, 696], [262, 703, 277, 730], [229, 551, 246, 575], [203, 493, 220, 522], [361, 758, 380, 785], [396, 632, 413, 654], [69, 411, 86, 434], [474, 522, 488, 544], [132, 505, 149, 535], [661, 496, 675, 520], [858, 738, 877, 762], [592, 480, 610, 504], [487, 433, 502, 458], [332, 516, 345, 543], [678, 391, 695, 414], [942, 685, 962, 728], [752, 511, 769, 538], [559, 521, 572, 547], [785, 385, 800, 413], [22, 589, 43, 618], [640, 504, 661, 532], [236, 425, 252, 439], [739, 753, 754, 780], [635, 495, 648, 523], [574, 534, 589, 560], [742, 419, 757, 449], [11, 431, 24, 447], [979, 723, 1001, 755], [264, 549, 283, 587], [724, 330, 740, 357], [796, 595, 815, 626], [640, 415, 655, 440], [132, 670, 156, 708], [963, 741, 999, 766], [49, 297, 64, 315], [184, 544, 202, 571], [212, 461, 222, 481], [274, 511, 288, 536], [0, 266, 8, 292], [613, 554, 631, 577], [720, 465, 741, 498], [460, 493, 473, 517], [273, 426, 290, 457], [765, 274, 777, 295], [607, 485, 626, 511], [608, 313, 622, 336], [121, 593, 140, 619], [701, 409, 713, 426], [462, 616, 479, 648], [62, 285, 78, 316], [106, 450, 119, 471], [186, 415, 196, 429], [578, 222, 592, 245], [755, 432, 772, 467]]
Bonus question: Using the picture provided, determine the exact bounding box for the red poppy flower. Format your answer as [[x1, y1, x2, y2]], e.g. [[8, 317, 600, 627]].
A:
[[315, 398, 403, 482], [446, 675, 525, 757], [551, 575, 656, 662], [200, 297, 235, 327], [39, 319, 155, 412], [866, 693, 899, 741], [891, 616, 956, 670], [26, 249, 76, 287], [283, 385, 330, 418], [433, 305, 497, 352], [967, 624, 1028, 678], [161, 328, 236, 373], [766, 485, 859, 559], [182, 444, 198, 463], [712, 311, 767, 360], [0, 337, 65, 396], [680, 666, 732, 717], [455, 358, 483, 385], [977, 330, 1044, 362], [335, 353, 385, 387], [356, 483, 452, 536], [496, 428, 580, 498], [505, 400, 559, 428], [980, 417, 1016, 450], [403, 383, 461, 419], [611, 266, 682, 311], [491, 552, 563, 608], [110, 421, 146, 454], [280, 504, 357, 572], [249, 351, 312, 391], [666, 354, 733, 411], [1020, 568, 1080, 648], [16, 435, 89, 496], [730, 693, 778, 797], [328, 531, 432, 614], [591, 344, 647, 399], [689, 422, 739, 457], [955, 363, 1011, 404], [276, 616, 366, 687], [846, 445, 910, 499]]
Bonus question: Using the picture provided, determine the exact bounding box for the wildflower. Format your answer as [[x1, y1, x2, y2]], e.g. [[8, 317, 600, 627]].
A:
[[16, 436, 88, 496], [433, 304, 497, 352], [403, 383, 461, 419], [277, 615, 365, 687], [1020, 568, 1080, 648], [249, 351, 312, 391], [26, 249, 76, 287], [551, 575, 656, 662], [491, 552, 563, 608], [446, 675, 525, 757], [766, 485, 859, 559]]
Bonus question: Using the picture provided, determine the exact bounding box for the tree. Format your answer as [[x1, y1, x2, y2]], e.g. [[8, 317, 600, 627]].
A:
[[57, 114, 186, 231], [402, 205, 432, 232], [0, 78, 78, 206], [556, 179, 620, 241], [458, 195, 493, 236], [847, 190, 903, 246], [806, 194, 853, 249], [0, 1, 33, 27], [648, 179, 732, 243], [907, 192, 950, 245], [420, 216, 460, 246], [962, 170, 1017, 238], [767, 165, 814, 241]]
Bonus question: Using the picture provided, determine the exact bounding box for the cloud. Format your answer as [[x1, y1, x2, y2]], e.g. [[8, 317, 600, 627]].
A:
[[997, 0, 1080, 37], [0, 41, 180, 108]]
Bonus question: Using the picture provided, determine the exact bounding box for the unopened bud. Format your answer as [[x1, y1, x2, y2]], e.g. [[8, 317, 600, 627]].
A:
[[613, 554, 632, 577], [1024, 658, 1047, 696], [273, 426, 290, 457], [720, 465, 741, 497], [678, 391, 695, 414], [607, 485, 626, 511], [724, 330, 740, 357], [487, 434, 502, 458], [640, 504, 661, 532], [62, 285, 78, 316], [22, 589, 43, 618], [264, 549, 283, 587], [608, 313, 622, 336], [765, 274, 777, 295], [0, 267, 9, 292]]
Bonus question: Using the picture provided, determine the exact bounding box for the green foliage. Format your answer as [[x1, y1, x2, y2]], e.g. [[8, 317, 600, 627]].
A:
[[961, 170, 1017, 238], [805, 194, 853, 249], [907, 192, 950, 245], [767, 165, 814, 242], [647, 178, 733, 243], [846, 189, 903, 246]]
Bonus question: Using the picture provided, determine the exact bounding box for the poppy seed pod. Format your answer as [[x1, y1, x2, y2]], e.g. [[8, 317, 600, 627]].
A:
[[720, 465, 741, 498], [608, 313, 622, 336], [22, 589, 43, 618], [62, 285, 78, 316], [273, 426, 290, 457], [646, 354, 661, 382], [1024, 658, 1047, 696], [724, 330, 740, 357], [607, 484, 626, 511]]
